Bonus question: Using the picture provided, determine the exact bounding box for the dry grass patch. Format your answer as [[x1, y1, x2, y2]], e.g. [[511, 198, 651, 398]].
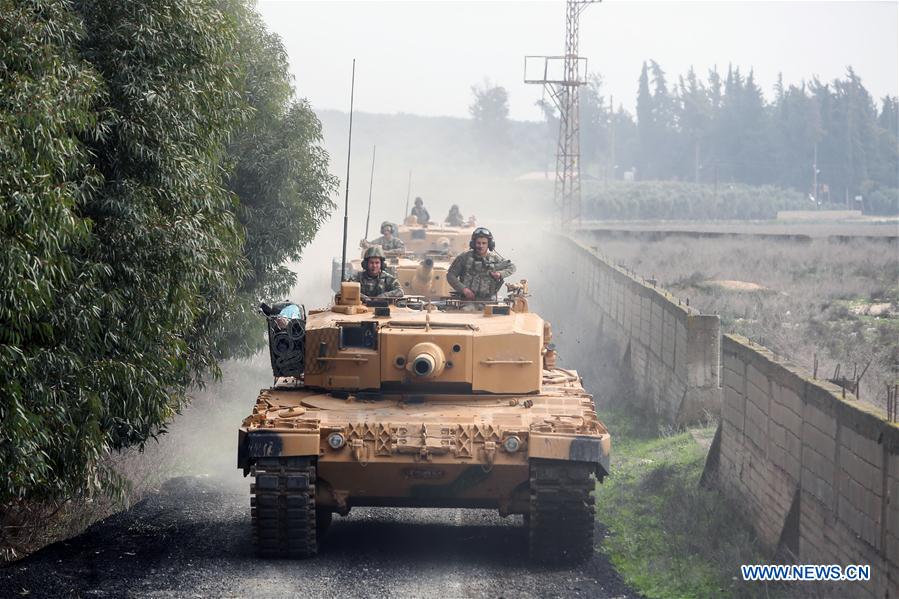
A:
[[585, 233, 899, 410]]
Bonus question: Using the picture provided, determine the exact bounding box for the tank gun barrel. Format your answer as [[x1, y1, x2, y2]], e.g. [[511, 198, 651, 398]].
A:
[[415, 258, 434, 283], [407, 341, 446, 378]]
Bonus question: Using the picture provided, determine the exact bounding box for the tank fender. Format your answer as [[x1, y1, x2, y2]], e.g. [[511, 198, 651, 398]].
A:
[[528, 432, 610, 478], [238, 429, 320, 473]]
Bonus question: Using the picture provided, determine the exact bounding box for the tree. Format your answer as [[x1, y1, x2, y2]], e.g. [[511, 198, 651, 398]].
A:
[[636, 61, 654, 178], [535, 97, 558, 176], [1, 0, 109, 507], [469, 79, 510, 152], [0, 0, 335, 523], [580, 74, 612, 176], [219, 0, 337, 359], [675, 67, 712, 182]]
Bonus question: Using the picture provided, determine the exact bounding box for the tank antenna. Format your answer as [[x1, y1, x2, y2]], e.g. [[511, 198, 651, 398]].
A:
[[363, 144, 376, 240], [403, 169, 412, 220], [340, 59, 356, 283]]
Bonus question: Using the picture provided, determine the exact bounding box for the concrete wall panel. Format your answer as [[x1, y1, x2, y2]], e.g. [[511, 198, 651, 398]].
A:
[[718, 334, 898, 595], [550, 234, 721, 423]]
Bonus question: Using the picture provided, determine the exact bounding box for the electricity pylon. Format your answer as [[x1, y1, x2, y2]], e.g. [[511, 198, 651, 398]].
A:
[[525, 0, 598, 231]]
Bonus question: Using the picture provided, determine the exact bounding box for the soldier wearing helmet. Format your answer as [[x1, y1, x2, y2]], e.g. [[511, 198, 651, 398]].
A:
[[353, 246, 403, 301], [444, 204, 465, 227], [410, 197, 430, 225], [447, 227, 516, 300], [361, 221, 405, 252]]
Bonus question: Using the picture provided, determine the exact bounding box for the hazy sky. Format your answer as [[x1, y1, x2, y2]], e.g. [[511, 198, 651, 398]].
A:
[[258, 1, 898, 121]]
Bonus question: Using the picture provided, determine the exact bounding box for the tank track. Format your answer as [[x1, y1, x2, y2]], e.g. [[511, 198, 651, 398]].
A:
[[528, 459, 597, 563], [251, 456, 318, 558]]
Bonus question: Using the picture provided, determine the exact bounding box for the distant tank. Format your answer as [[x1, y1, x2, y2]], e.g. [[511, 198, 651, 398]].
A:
[[240, 281, 611, 562], [332, 218, 476, 300], [395, 215, 474, 256]]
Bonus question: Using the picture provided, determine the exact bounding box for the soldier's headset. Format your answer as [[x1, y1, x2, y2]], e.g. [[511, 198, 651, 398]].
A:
[[469, 227, 495, 251]]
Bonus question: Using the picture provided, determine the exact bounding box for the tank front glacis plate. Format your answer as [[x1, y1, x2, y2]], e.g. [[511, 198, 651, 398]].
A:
[[237, 371, 610, 511]]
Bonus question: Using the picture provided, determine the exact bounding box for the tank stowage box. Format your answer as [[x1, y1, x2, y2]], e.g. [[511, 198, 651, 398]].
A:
[[239, 282, 610, 563]]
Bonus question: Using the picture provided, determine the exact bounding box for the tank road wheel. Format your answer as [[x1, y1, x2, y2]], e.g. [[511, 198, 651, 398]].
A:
[[251, 457, 320, 558], [528, 459, 596, 564]]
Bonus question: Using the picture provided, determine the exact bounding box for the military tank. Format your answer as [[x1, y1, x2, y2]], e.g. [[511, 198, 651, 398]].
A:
[[395, 215, 475, 256], [238, 281, 610, 561], [332, 217, 476, 299], [239, 281, 610, 562]]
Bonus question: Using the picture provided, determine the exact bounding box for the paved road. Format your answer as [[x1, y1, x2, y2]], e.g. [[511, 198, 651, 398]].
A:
[[1, 475, 637, 599]]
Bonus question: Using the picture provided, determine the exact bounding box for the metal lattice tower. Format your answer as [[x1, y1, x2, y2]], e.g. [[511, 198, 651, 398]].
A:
[[525, 0, 598, 231]]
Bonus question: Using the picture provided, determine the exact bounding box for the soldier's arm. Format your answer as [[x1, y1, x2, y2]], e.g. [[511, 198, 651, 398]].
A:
[[446, 255, 466, 292], [380, 276, 404, 298], [496, 259, 516, 279]]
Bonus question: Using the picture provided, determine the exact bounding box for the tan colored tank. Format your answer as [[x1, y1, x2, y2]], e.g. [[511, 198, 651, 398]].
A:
[[396, 217, 475, 256], [335, 220, 475, 299], [240, 282, 610, 562]]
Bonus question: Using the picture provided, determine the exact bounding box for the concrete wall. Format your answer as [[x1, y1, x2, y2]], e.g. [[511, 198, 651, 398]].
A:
[[546, 231, 896, 593], [547, 234, 720, 423], [712, 334, 898, 597]]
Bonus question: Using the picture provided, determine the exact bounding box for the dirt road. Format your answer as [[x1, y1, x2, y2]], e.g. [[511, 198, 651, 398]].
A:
[[1, 474, 634, 598]]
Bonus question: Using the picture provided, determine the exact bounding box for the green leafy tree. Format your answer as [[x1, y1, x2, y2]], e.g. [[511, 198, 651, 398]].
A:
[[219, 0, 337, 358], [0, 0, 109, 508], [675, 68, 712, 182], [469, 79, 510, 154], [580, 74, 604, 167], [636, 61, 654, 179], [0, 0, 335, 529]]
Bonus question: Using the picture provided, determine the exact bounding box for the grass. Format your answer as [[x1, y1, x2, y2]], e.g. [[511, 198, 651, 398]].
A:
[[595, 407, 782, 599], [582, 234, 899, 410]]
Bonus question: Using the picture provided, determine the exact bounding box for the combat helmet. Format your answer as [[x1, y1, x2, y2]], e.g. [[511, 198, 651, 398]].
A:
[[380, 221, 395, 235], [363, 245, 386, 266], [469, 226, 495, 250]]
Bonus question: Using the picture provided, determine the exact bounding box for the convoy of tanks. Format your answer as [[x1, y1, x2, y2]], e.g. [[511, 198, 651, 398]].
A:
[[331, 216, 474, 299], [239, 200, 611, 563]]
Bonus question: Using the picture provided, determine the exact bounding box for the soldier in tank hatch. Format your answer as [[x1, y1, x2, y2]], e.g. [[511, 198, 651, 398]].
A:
[[444, 204, 465, 227], [361, 221, 405, 252], [353, 246, 403, 301], [410, 196, 430, 224], [447, 227, 516, 301]]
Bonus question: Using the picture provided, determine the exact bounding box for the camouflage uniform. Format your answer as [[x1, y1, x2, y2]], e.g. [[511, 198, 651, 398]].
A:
[[368, 235, 405, 251], [353, 271, 403, 298], [411, 206, 430, 224], [447, 250, 516, 300], [445, 209, 465, 227]]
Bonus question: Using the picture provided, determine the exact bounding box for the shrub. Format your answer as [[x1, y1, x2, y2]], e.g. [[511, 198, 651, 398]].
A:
[[583, 180, 808, 220]]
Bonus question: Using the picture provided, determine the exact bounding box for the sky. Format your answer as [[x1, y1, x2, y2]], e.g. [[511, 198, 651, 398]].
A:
[[258, 1, 898, 121]]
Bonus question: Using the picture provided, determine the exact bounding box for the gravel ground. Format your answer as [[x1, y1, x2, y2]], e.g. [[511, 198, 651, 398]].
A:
[[0, 475, 637, 599]]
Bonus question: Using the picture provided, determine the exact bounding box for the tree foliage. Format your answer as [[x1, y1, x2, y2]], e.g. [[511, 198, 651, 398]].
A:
[[578, 60, 898, 213], [0, 0, 334, 509], [469, 79, 510, 152], [218, 0, 337, 358], [584, 181, 808, 220]]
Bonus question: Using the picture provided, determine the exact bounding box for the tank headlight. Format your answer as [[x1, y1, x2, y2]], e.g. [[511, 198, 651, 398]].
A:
[[503, 435, 522, 453], [327, 432, 346, 450]]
